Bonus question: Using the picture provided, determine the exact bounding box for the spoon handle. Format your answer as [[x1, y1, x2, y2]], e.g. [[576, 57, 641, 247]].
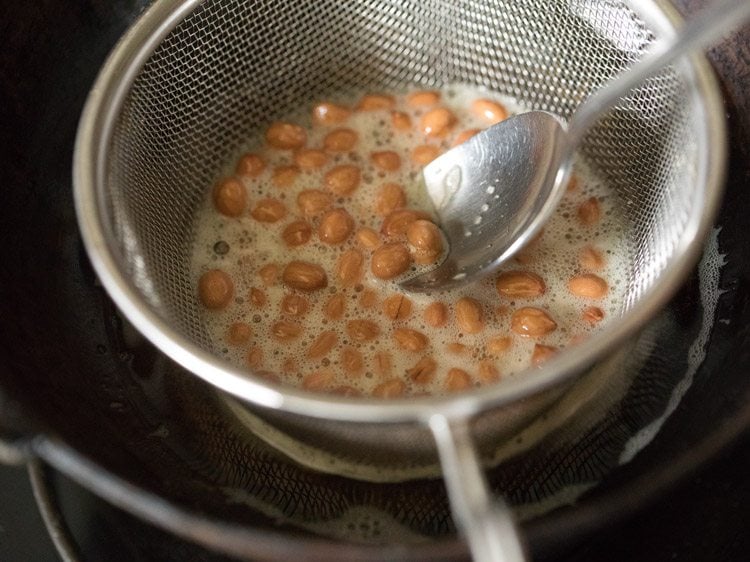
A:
[[568, 0, 750, 147]]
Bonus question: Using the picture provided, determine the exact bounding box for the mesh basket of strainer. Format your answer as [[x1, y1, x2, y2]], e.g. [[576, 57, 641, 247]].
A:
[[73, 0, 726, 559]]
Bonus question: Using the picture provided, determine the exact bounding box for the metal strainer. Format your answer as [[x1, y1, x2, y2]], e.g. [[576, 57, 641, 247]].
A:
[[74, 0, 725, 559]]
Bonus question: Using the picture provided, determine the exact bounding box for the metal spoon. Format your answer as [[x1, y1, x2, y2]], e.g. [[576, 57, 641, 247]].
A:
[[403, 0, 750, 292]]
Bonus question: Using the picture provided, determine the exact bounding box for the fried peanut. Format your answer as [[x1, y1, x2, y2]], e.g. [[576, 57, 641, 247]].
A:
[[271, 320, 303, 341], [531, 344, 558, 366], [579, 245, 605, 270], [355, 227, 381, 250], [375, 183, 406, 216], [302, 370, 335, 391], [294, 148, 328, 170], [212, 178, 246, 217], [324, 165, 361, 196], [371, 243, 412, 279], [360, 288, 378, 309], [391, 111, 412, 131], [406, 219, 443, 263], [407, 90, 441, 107], [323, 128, 358, 152], [265, 122, 306, 149], [495, 271, 546, 298], [340, 346, 364, 375], [336, 249, 364, 286], [568, 274, 608, 299], [446, 342, 469, 355], [198, 269, 233, 309], [478, 360, 500, 383], [249, 287, 267, 308], [331, 385, 361, 397], [226, 322, 252, 345], [250, 198, 287, 222], [486, 335, 512, 356], [372, 379, 405, 398], [393, 328, 428, 351], [420, 107, 457, 137], [373, 351, 393, 377], [407, 357, 437, 384], [258, 263, 280, 286], [383, 294, 412, 320], [312, 102, 351, 125], [235, 153, 265, 177], [424, 301, 448, 327], [271, 165, 300, 188], [452, 128, 481, 147], [578, 197, 601, 226], [411, 144, 440, 165], [307, 331, 338, 359], [471, 98, 508, 124], [247, 346, 264, 368], [324, 293, 346, 320], [371, 151, 402, 172], [282, 219, 312, 247], [455, 297, 484, 334], [357, 94, 396, 111], [347, 320, 380, 342], [297, 189, 333, 217], [511, 307, 557, 337], [381, 209, 430, 238], [445, 368, 472, 392], [318, 208, 355, 244], [282, 261, 328, 291], [582, 306, 605, 325], [281, 294, 310, 317]]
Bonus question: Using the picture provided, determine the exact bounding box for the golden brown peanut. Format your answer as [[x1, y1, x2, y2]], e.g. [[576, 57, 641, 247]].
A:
[[445, 368, 472, 392], [568, 274, 608, 299], [583, 306, 605, 325], [407, 90, 441, 107], [347, 320, 380, 342], [318, 208, 355, 245], [323, 128, 358, 152], [511, 307, 557, 337], [340, 346, 364, 375], [212, 178, 246, 217], [235, 153, 265, 177], [531, 344, 558, 366], [258, 263, 280, 286], [486, 335, 512, 356], [302, 370, 335, 391], [282, 219, 312, 247], [307, 331, 338, 359], [226, 322, 252, 345], [356, 227, 381, 250], [282, 261, 328, 291], [451, 128, 481, 147], [251, 198, 287, 222], [579, 245, 605, 270], [372, 379, 405, 398], [246, 346, 264, 368], [407, 357, 437, 384], [406, 219, 443, 263], [294, 149, 328, 170], [312, 102, 351, 125], [375, 183, 406, 216], [271, 320, 303, 341], [373, 351, 393, 377], [495, 271, 546, 298], [424, 302, 448, 327], [265, 122, 307, 149], [420, 107, 457, 138], [336, 249, 364, 286], [371, 151, 402, 172], [478, 360, 500, 383], [381, 209, 430, 238], [391, 111, 412, 131], [393, 328, 429, 352], [331, 385, 361, 397], [578, 197, 601, 226], [360, 289, 378, 309], [324, 293, 346, 320], [411, 144, 440, 165], [446, 342, 469, 355], [249, 287, 267, 308], [371, 243, 412, 279], [297, 189, 333, 217], [271, 165, 300, 188], [357, 94, 396, 111], [198, 269, 234, 309], [281, 294, 310, 317], [471, 98, 509, 124], [324, 165, 361, 196], [566, 174, 579, 193], [455, 297, 484, 334], [383, 294, 412, 320], [282, 358, 298, 374]]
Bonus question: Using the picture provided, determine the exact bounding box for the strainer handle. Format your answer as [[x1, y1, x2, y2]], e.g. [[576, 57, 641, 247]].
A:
[[429, 414, 527, 562]]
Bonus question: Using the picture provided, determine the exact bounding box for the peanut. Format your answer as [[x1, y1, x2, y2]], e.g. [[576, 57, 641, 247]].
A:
[[324, 165, 361, 196], [471, 98, 508, 124], [452, 128, 481, 147], [406, 219, 443, 263], [360, 288, 378, 308], [455, 297, 484, 334], [411, 145, 440, 165], [375, 183, 406, 217], [318, 208, 355, 245], [282, 219, 312, 247], [391, 111, 412, 131], [445, 368, 472, 392], [355, 227, 381, 250], [324, 293, 346, 320], [407, 90, 441, 107], [247, 346, 264, 368], [323, 128, 358, 152], [511, 307, 557, 337], [281, 294, 310, 317], [198, 269, 233, 309], [495, 271, 546, 298], [271, 320, 303, 341], [347, 320, 380, 342], [282, 261, 328, 291], [249, 287, 266, 308], [271, 165, 299, 188], [258, 263, 279, 286], [371, 151, 402, 172], [486, 335, 512, 356], [235, 153, 265, 177], [420, 107, 457, 138], [297, 189, 333, 217], [226, 322, 252, 345], [578, 245, 605, 270], [371, 243, 412, 279], [357, 94, 395, 111], [373, 351, 393, 376], [336, 249, 364, 286], [212, 178, 246, 217], [307, 330, 338, 359], [381, 209, 430, 238], [251, 198, 287, 222], [578, 197, 601, 226], [446, 342, 469, 355], [331, 385, 361, 397], [424, 302, 448, 327], [407, 357, 437, 384], [478, 360, 500, 383], [568, 274, 608, 299], [583, 306, 605, 325], [302, 370, 335, 391], [383, 294, 412, 320], [531, 344, 558, 366], [393, 328, 429, 351], [340, 346, 364, 375], [372, 379, 405, 398], [294, 149, 328, 171], [312, 102, 351, 125], [265, 122, 306, 150]]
